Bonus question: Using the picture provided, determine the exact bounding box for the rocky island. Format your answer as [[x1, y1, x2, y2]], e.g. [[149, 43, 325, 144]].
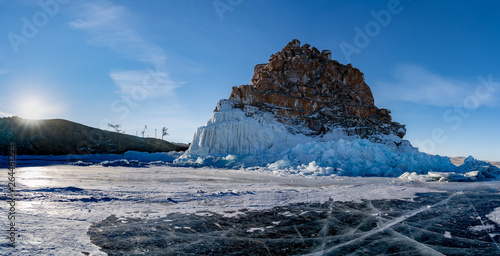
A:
[[177, 39, 499, 180]]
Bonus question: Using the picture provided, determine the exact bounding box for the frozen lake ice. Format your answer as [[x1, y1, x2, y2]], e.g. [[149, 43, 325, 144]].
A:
[[2, 163, 500, 255]]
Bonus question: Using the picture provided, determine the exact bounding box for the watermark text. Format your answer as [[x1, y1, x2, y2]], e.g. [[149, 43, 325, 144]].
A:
[[414, 75, 500, 153], [7, 0, 70, 54], [213, 0, 243, 21], [6, 143, 17, 247], [340, 0, 407, 62]]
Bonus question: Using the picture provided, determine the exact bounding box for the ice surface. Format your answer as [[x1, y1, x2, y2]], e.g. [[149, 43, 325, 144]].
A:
[[3, 165, 500, 255], [88, 190, 500, 255], [176, 100, 496, 179]]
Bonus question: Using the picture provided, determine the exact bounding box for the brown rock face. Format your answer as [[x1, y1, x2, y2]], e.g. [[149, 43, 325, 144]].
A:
[[229, 39, 405, 141]]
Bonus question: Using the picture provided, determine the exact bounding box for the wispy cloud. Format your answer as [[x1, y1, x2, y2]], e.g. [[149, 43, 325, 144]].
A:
[[375, 64, 497, 107], [0, 69, 11, 75], [69, 0, 177, 99], [70, 1, 165, 65], [109, 69, 178, 98]]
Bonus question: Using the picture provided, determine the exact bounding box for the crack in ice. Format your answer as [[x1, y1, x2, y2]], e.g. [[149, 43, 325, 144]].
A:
[[300, 192, 459, 256], [316, 201, 334, 252], [461, 193, 500, 252], [384, 223, 446, 255]]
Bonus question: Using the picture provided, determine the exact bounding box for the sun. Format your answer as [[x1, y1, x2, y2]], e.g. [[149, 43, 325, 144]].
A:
[[19, 97, 44, 119], [17, 95, 62, 120]]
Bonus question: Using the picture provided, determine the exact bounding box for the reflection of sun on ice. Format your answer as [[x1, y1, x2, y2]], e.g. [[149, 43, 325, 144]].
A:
[[18, 167, 53, 187]]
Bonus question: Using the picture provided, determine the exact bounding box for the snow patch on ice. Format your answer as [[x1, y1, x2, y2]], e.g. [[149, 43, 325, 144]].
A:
[[101, 159, 145, 167], [444, 231, 452, 238], [469, 224, 495, 232], [247, 227, 265, 233], [487, 207, 500, 225]]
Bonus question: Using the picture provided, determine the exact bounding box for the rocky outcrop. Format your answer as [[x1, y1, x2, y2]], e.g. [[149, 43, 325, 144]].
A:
[[229, 39, 405, 142]]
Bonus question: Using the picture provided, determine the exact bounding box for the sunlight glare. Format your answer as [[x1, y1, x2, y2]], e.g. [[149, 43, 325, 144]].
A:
[[17, 94, 62, 119], [18, 167, 52, 188]]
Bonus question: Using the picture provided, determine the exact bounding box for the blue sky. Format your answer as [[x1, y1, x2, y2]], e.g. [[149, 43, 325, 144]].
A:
[[0, 0, 499, 161]]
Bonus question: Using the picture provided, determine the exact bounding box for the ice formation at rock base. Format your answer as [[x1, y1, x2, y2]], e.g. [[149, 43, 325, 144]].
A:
[[176, 100, 499, 180]]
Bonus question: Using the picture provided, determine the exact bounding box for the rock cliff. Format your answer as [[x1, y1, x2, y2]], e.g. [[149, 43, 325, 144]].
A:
[[229, 39, 405, 142]]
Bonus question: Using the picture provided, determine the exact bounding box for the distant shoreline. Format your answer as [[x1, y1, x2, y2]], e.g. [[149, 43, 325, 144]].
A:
[[449, 156, 500, 167]]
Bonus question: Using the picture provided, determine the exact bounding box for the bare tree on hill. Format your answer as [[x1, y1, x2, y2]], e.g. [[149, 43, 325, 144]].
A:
[[108, 123, 122, 133], [162, 127, 169, 140]]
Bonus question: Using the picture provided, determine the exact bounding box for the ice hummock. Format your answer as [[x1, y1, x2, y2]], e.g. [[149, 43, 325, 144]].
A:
[[399, 155, 500, 181], [0, 150, 183, 167], [175, 100, 498, 179]]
